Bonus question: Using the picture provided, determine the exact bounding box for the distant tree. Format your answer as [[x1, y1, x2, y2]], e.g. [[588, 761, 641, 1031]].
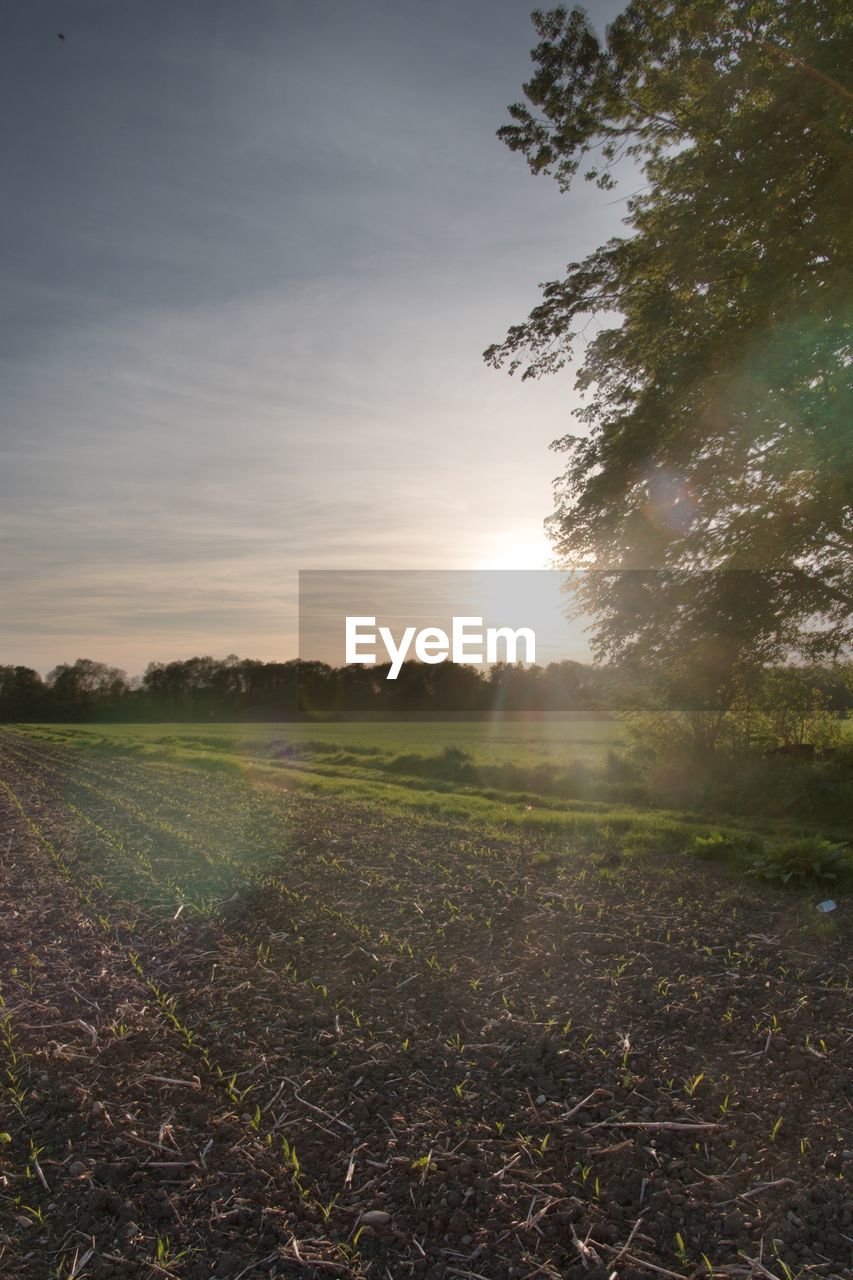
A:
[[487, 2, 852, 708], [0, 666, 49, 721], [383, 661, 435, 715], [488, 661, 544, 712], [430, 660, 487, 712], [47, 658, 129, 717], [296, 660, 339, 718], [236, 658, 301, 717], [542, 659, 603, 710]]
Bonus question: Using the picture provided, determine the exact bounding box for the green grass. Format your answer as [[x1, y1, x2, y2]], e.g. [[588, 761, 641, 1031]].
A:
[[17, 718, 623, 768], [11, 721, 845, 884], [16, 720, 630, 815]]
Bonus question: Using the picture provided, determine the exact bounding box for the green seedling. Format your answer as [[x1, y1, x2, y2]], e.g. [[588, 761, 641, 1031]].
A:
[[155, 1234, 188, 1266], [411, 1152, 433, 1179], [313, 1194, 339, 1223]]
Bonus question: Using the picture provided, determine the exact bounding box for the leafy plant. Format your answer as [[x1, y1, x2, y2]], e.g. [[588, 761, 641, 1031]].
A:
[[747, 837, 851, 888], [691, 830, 763, 862]]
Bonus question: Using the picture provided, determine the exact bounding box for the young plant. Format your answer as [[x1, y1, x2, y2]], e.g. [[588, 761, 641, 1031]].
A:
[[684, 1072, 704, 1097]]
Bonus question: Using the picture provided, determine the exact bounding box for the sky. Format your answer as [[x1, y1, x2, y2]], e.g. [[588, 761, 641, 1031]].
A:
[[1, 0, 627, 675]]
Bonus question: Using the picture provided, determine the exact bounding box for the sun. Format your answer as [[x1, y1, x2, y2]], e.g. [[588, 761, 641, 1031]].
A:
[[481, 530, 555, 571]]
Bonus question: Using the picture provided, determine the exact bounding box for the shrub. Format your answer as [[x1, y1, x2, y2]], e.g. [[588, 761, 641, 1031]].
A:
[[746, 836, 852, 888], [691, 830, 764, 862]]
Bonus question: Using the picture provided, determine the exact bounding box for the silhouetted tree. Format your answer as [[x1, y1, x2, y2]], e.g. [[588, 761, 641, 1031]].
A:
[[47, 659, 129, 719], [0, 666, 50, 721], [487, 2, 852, 711]]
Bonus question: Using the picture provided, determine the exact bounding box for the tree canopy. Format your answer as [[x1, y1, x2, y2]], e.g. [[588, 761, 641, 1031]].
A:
[[486, 1, 852, 694], [0, 654, 614, 722]]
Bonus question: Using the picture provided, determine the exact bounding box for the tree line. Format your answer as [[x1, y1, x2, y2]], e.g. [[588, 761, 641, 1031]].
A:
[[0, 654, 849, 725], [0, 655, 608, 721]]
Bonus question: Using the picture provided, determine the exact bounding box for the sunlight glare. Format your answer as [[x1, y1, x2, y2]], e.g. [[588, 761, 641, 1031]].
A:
[[481, 530, 555, 571]]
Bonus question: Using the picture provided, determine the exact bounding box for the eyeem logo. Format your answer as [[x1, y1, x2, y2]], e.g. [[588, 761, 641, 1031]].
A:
[[345, 616, 536, 679]]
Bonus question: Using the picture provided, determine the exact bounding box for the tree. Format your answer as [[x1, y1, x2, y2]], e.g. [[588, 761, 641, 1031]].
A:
[[48, 659, 129, 716], [486, 2, 852, 702], [0, 666, 49, 721]]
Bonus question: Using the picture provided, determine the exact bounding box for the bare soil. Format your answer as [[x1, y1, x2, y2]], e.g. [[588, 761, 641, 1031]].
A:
[[0, 732, 850, 1279]]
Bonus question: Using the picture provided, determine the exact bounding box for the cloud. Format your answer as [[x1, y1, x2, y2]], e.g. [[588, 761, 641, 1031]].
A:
[[0, 0, 625, 672]]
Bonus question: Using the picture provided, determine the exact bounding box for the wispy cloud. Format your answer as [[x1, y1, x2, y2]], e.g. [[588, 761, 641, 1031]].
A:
[[1, 0, 625, 673]]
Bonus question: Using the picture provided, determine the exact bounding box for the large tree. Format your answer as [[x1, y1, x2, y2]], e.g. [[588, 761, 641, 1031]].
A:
[[486, 1, 852, 700]]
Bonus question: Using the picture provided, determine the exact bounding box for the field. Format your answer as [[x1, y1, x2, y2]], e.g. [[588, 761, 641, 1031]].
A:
[[10, 720, 624, 777], [0, 723, 850, 1280]]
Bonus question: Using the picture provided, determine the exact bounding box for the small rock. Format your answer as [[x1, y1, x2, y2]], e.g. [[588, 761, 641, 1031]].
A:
[[359, 1210, 391, 1227]]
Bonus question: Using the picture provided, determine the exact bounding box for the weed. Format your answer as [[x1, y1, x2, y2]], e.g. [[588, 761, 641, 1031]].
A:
[[154, 1234, 189, 1266], [747, 836, 851, 888]]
